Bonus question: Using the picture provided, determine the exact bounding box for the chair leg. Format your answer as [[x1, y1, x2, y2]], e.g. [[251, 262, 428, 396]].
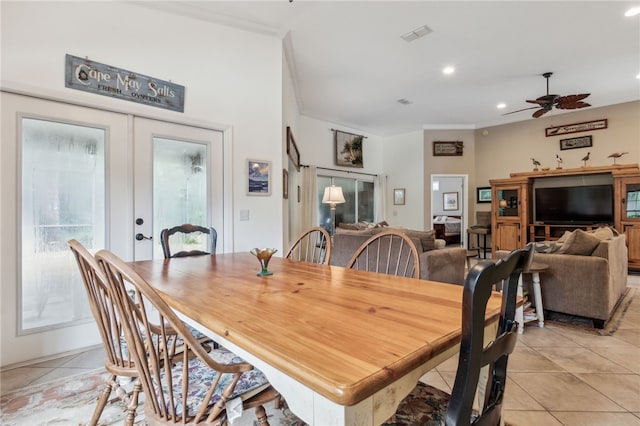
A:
[[255, 404, 270, 426], [89, 374, 116, 426], [124, 379, 142, 426]]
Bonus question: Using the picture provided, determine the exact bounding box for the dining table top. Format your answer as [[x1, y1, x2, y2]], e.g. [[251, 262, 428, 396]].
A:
[[129, 252, 504, 407]]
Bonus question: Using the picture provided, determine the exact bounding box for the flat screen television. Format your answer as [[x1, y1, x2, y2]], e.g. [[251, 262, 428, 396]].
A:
[[534, 184, 613, 224]]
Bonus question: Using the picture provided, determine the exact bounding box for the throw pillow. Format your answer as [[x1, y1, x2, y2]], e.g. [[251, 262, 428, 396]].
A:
[[556, 230, 573, 243], [558, 229, 602, 256], [587, 226, 614, 240], [404, 229, 436, 252]]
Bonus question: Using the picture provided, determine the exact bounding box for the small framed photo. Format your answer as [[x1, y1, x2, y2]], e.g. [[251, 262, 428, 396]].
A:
[[393, 188, 405, 205], [286, 126, 301, 172], [247, 159, 271, 196], [283, 169, 288, 199], [443, 192, 459, 211], [476, 187, 491, 204]]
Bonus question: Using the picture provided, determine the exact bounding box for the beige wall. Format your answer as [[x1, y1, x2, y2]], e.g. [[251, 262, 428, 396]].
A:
[[423, 129, 476, 229], [419, 101, 639, 237], [475, 101, 640, 194]]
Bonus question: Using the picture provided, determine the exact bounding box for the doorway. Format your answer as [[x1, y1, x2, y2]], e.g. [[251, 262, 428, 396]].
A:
[[430, 174, 468, 248], [1, 92, 224, 366]]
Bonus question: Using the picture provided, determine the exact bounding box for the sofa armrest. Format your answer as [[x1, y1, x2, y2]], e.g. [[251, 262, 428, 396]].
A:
[[419, 247, 465, 285]]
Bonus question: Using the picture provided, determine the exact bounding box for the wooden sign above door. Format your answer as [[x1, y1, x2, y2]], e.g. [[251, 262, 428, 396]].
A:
[[64, 54, 185, 112]]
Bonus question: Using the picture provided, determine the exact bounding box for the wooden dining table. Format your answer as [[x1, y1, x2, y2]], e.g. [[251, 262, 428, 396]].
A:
[[129, 252, 504, 425]]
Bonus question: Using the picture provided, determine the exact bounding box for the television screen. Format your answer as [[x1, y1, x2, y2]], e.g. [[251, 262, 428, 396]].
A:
[[535, 185, 613, 224]]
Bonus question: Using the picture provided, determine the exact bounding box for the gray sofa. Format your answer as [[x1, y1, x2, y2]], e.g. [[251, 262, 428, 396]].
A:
[[498, 229, 628, 326], [330, 227, 466, 285]]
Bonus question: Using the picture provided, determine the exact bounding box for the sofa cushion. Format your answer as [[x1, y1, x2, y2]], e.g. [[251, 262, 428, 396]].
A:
[[557, 229, 602, 255]]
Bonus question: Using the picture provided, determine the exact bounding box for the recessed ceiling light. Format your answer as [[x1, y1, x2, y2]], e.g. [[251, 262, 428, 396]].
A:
[[497, 103, 506, 109], [625, 6, 640, 17], [401, 25, 433, 42], [442, 66, 455, 75], [636, 73, 640, 79]]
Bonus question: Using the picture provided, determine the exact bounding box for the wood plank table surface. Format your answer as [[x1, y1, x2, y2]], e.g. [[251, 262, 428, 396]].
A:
[[130, 253, 504, 425]]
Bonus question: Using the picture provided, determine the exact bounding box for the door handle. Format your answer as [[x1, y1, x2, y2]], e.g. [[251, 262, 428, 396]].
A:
[[135, 233, 152, 241]]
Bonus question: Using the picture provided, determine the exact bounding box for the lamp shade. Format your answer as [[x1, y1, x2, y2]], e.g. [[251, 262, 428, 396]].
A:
[[322, 185, 346, 205]]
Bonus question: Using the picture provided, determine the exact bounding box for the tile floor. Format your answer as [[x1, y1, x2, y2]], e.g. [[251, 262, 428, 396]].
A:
[[2, 276, 639, 426]]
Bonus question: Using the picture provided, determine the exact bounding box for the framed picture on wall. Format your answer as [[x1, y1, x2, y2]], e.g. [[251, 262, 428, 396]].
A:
[[476, 187, 491, 203], [443, 192, 458, 211], [393, 188, 405, 205], [286, 126, 301, 172], [283, 168, 288, 199], [247, 159, 271, 195]]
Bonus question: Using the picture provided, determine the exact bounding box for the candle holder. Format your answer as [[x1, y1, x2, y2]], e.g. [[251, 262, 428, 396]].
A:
[[250, 248, 277, 276]]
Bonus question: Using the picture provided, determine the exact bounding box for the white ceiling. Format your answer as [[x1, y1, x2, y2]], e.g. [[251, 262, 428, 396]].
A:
[[137, 1, 640, 136]]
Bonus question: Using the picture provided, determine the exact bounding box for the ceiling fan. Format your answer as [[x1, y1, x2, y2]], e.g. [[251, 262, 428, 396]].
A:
[[504, 72, 591, 118]]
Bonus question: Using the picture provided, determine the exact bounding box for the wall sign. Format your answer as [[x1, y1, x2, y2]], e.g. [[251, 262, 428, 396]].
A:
[[545, 119, 607, 137], [64, 54, 185, 112], [559, 135, 593, 151], [433, 141, 463, 156]]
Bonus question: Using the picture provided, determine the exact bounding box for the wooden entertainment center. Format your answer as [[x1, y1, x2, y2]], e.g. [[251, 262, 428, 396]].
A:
[[490, 163, 640, 271]]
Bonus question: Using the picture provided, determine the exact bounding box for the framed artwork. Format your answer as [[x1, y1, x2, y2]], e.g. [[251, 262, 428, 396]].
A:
[[282, 169, 288, 199], [286, 126, 301, 172], [433, 141, 464, 156], [443, 192, 459, 211], [335, 130, 364, 168], [393, 188, 405, 205], [247, 159, 271, 196], [476, 187, 491, 203], [560, 135, 592, 150]]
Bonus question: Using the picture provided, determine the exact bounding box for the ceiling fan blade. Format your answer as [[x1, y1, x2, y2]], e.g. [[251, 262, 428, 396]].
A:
[[532, 108, 549, 118], [502, 106, 539, 116], [556, 101, 591, 110], [557, 94, 590, 104]]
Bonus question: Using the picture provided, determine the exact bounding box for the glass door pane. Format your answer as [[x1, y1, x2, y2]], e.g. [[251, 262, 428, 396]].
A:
[[21, 118, 105, 332], [153, 138, 208, 259]]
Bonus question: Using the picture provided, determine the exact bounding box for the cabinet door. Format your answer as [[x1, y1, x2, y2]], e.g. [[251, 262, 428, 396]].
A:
[[623, 224, 640, 268], [496, 223, 520, 251]]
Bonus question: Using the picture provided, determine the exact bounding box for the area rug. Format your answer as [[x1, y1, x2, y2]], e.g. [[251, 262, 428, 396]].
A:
[[544, 287, 636, 336], [0, 369, 304, 426]]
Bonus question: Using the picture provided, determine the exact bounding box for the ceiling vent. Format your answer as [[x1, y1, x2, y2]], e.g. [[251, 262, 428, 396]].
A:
[[401, 25, 433, 42], [397, 98, 412, 105]]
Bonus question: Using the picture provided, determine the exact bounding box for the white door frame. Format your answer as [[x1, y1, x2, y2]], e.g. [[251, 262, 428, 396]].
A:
[[0, 88, 234, 367], [430, 174, 469, 248]]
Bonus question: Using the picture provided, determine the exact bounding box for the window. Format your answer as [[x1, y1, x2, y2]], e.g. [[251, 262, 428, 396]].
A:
[[21, 118, 105, 332], [626, 185, 640, 219], [317, 174, 374, 232]]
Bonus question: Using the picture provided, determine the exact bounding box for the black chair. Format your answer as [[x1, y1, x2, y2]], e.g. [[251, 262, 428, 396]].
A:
[[383, 243, 534, 426], [160, 224, 217, 259]]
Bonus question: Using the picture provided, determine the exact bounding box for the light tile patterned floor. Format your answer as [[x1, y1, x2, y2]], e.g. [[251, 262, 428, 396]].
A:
[[2, 275, 639, 425]]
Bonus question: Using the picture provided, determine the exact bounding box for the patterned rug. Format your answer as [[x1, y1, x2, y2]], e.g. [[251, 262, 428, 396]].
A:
[[544, 287, 636, 335], [0, 369, 303, 426]]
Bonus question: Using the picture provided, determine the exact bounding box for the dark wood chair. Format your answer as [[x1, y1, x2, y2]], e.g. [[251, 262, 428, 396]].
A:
[[95, 249, 281, 425], [382, 243, 534, 425], [68, 240, 141, 426], [160, 224, 217, 259], [285, 226, 332, 265], [346, 230, 421, 278]]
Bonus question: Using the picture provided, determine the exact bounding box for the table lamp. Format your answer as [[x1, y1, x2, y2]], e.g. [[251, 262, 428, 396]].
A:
[[322, 185, 345, 235]]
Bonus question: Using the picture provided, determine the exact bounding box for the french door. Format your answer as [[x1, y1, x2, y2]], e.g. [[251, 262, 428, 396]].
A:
[[0, 92, 223, 366]]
